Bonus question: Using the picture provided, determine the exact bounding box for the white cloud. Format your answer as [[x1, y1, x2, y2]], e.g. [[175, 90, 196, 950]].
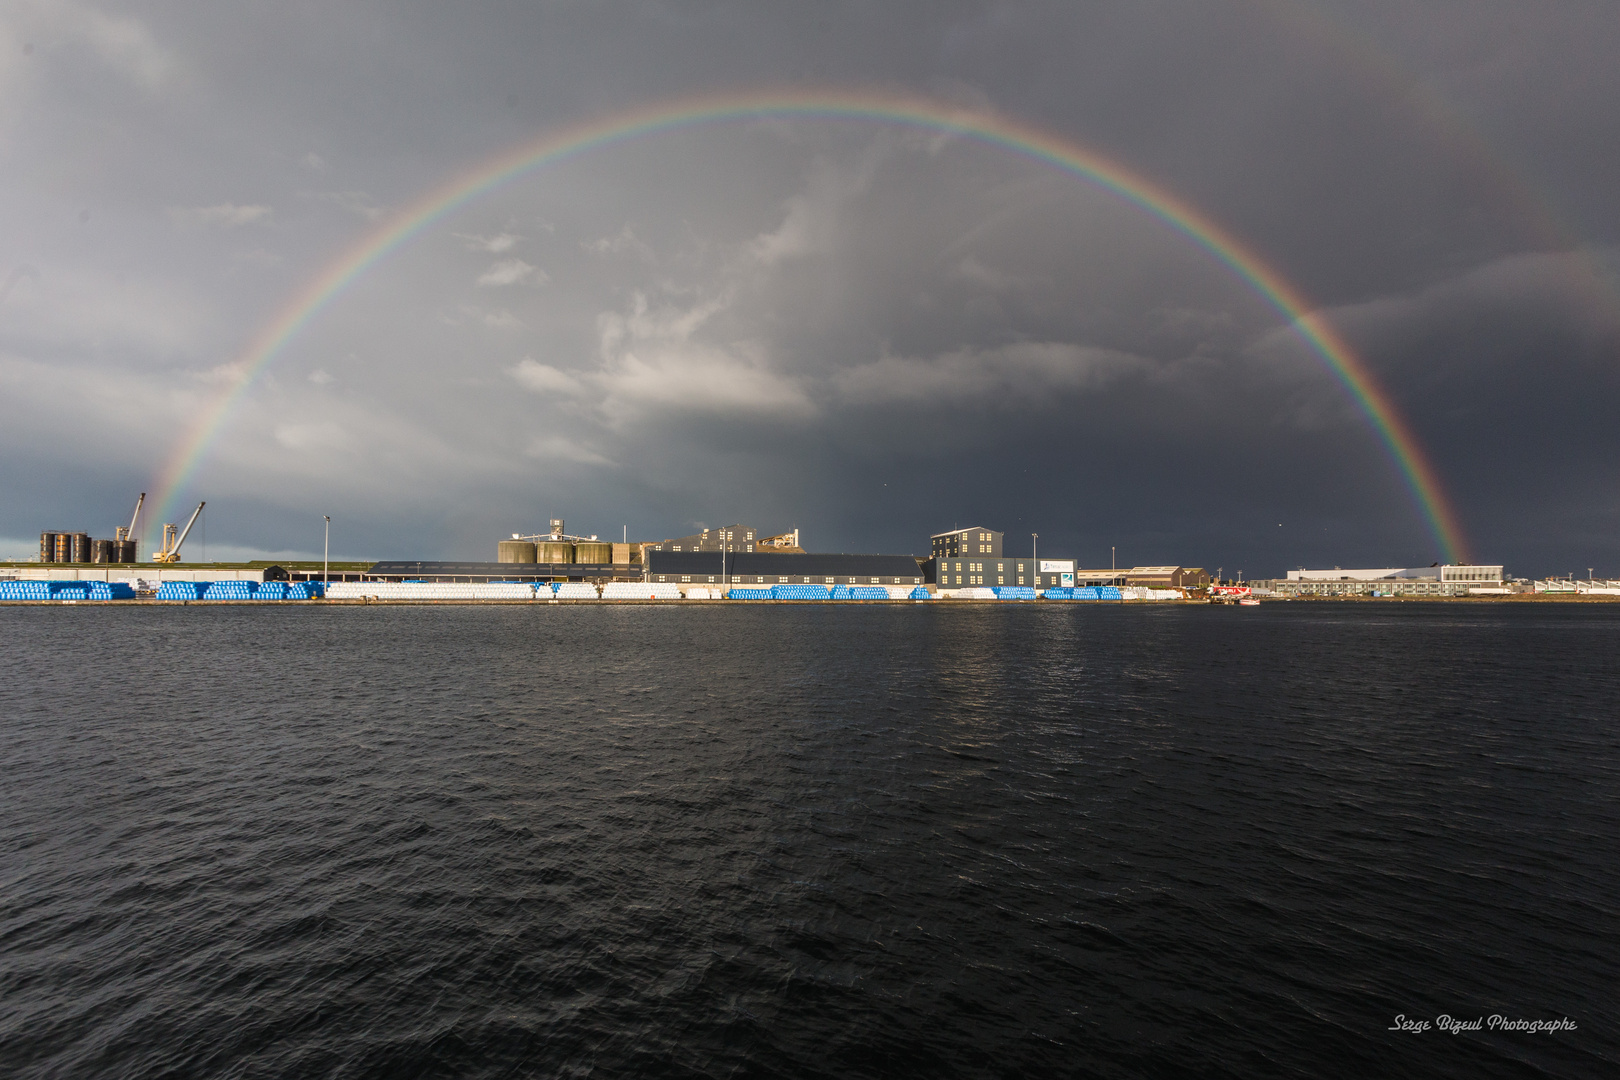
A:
[[593, 293, 814, 422], [835, 341, 1146, 406], [749, 155, 878, 265], [168, 203, 272, 228], [456, 231, 519, 253], [308, 369, 333, 385], [477, 258, 545, 287], [583, 225, 654, 261], [302, 152, 328, 172], [510, 358, 585, 396]]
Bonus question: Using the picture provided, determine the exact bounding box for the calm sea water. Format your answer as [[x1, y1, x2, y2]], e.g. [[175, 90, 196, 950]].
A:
[[1, 602, 1614, 1079]]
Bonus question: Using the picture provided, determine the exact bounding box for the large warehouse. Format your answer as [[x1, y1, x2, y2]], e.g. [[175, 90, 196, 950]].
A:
[[645, 550, 924, 587]]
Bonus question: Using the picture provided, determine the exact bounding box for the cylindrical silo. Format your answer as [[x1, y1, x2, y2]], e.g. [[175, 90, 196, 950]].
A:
[[116, 540, 137, 563], [574, 542, 612, 566], [55, 534, 71, 562], [40, 532, 58, 563], [91, 539, 115, 563], [71, 533, 91, 563], [538, 541, 574, 564], [498, 540, 538, 563]]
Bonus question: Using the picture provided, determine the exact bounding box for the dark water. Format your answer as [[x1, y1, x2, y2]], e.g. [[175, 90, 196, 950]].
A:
[[1, 603, 1615, 1079]]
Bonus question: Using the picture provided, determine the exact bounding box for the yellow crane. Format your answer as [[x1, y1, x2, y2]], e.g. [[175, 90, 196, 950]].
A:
[[152, 501, 205, 563]]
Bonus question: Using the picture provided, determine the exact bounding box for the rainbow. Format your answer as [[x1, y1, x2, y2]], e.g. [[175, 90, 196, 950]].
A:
[[153, 88, 1468, 562]]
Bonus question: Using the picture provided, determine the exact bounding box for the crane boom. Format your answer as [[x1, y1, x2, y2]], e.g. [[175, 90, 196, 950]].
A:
[[171, 501, 205, 557], [118, 492, 145, 542]]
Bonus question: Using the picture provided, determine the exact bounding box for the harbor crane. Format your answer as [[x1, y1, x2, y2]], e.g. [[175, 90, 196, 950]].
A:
[[152, 501, 205, 563], [116, 492, 144, 544]]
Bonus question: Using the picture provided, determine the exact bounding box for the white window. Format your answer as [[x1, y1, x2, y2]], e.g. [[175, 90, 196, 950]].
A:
[[1018, 576, 1025, 585], [998, 576, 1004, 584], [826, 576, 835, 583], [681, 575, 691, 582], [779, 576, 788, 583]]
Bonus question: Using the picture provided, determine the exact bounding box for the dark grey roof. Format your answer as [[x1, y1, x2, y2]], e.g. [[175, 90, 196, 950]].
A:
[[366, 561, 621, 579], [645, 551, 923, 576]]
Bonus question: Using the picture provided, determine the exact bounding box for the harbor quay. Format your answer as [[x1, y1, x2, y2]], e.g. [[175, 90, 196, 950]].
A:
[[3, 515, 1605, 603]]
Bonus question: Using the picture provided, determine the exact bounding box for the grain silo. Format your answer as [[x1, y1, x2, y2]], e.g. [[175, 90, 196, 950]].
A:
[[574, 541, 613, 565], [538, 541, 574, 564], [498, 540, 538, 563]]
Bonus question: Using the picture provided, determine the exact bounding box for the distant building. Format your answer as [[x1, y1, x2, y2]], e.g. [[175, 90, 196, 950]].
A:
[[645, 550, 923, 586], [1256, 564, 1505, 597], [644, 524, 758, 554], [757, 530, 804, 553], [1124, 566, 1209, 590], [931, 527, 1002, 559]]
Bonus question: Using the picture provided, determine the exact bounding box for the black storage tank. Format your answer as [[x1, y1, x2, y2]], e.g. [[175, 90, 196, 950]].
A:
[[91, 539, 115, 563], [116, 540, 137, 563], [40, 532, 58, 563], [71, 533, 91, 563], [54, 534, 71, 562]]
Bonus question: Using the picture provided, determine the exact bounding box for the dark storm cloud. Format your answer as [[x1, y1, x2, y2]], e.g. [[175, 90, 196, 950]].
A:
[[0, 1, 1616, 575]]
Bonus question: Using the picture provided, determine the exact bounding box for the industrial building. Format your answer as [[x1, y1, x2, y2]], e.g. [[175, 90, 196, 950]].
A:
[[1256, 565, 1507, 597], [645, 550, 924, 587], [1123, 566, 1210, 590]]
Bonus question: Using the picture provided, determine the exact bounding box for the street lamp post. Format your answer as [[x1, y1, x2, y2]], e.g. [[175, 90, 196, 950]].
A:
[[1032, 533, 1038, 586], [323, 516, 330, 596]]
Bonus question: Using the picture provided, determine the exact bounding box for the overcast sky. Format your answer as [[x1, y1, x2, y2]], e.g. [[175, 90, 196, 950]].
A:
[[1, 1, 1616, 576]]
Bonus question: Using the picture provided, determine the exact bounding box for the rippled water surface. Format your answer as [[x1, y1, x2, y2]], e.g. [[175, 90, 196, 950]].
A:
[[2, 602, 1616, 1078]]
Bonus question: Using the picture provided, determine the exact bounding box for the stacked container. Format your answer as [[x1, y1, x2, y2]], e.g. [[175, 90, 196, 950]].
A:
[[602, 582, 682, 599]]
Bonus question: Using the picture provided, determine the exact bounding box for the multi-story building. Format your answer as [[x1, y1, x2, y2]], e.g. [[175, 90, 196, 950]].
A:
[[931, 527, 1003, 559], [644, 524, 758, 554]]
